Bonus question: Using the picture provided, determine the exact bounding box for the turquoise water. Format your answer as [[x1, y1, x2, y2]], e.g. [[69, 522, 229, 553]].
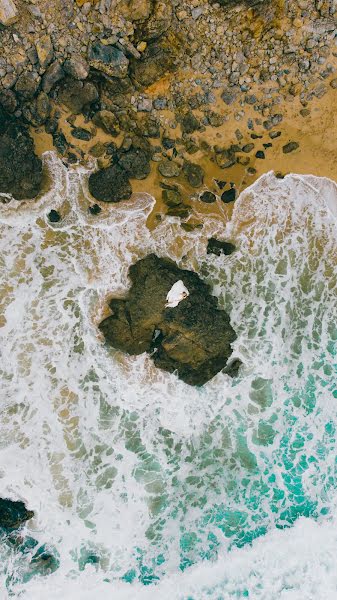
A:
[[0, 158, 336, 598]]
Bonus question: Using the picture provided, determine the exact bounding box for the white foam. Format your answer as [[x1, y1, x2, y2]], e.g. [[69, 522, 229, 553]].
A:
[[0, 154, 337, 598]]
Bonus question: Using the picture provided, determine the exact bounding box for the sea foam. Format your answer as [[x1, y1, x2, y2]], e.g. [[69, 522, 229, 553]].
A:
[[0, 153, 336, 598]]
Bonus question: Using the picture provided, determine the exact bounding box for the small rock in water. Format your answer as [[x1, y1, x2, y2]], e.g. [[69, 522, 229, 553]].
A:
[[207, 238, 236, 257], [200, 191, 216, 203], [71, 127, 92, 141], [221, 187, 236, 203], [255, 150, 265, 159], [88, 204, 101, 215], [283, 141, 299, 154], [165, 280, 189, 308], [158, 160, 181, 178], [48, 209, 61, 223]]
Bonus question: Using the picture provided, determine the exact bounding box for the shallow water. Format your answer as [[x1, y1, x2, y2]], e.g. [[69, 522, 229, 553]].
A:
[[0, 153, 336, 598]]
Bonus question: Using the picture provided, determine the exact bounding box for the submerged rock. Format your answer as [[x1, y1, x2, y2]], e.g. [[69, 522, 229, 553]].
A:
[[0, 498, 34, 530], [99, 254, 237, 386], [0, 107, 42, 200]]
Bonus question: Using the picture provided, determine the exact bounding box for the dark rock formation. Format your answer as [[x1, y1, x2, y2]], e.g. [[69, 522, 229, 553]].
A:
[[99, 254, 237, 385], [0, 107, 43, 200], [207, 238, 236, 256], [88, 163, 132, 203], [56, 77, 99, 114], [0, 498, 34, 530], [129, 41, 175, 88]]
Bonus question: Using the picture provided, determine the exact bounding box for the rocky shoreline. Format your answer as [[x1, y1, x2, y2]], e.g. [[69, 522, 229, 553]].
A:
[[0, 0, 337, 383], [0, 0, 336, 212]]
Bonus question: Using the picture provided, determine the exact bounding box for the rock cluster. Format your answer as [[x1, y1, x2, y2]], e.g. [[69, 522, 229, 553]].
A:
[[99, 254, 237, 385]]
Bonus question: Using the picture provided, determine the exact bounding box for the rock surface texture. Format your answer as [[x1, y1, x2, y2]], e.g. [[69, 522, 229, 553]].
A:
[[99, 254, 237, 385]]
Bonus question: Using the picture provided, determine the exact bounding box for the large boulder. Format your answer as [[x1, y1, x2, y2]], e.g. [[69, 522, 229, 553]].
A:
[[88, 163, 132, 203], [0, 498, 34, 530], [0, 107, 43, 200], [99, 254, 237, 385]]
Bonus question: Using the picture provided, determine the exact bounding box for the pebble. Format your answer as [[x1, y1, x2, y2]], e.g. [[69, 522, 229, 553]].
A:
[[199, 191, 217, 203], [221, 188, 236, 203]]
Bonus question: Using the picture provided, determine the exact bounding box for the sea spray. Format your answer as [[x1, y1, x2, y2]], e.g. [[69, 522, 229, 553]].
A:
[[0, 153, 336, 598]]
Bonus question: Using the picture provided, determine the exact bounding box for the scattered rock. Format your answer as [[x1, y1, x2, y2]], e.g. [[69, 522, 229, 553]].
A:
[[158, 160, 181, 178], [92, 110, 120, 137], [221, 188, 236, 203], [181, 111, 200, 134], [64, 55, 89, 80], [0, 0, 18, 26], [255, 150, 265, 159], [88, 204, 102, 215], [118, 147, 151, 179], [162, 188, 181, 206], [71, 127, 92, 141], [88, 43, 129, 78], [283, 141, 299, 154], [48, 209, 61, 222], [15, 72, 41, 99], [200, 190, 216, 203], [88, 164, 132, 203], [130, 41, 175, 87], [330, 79, 337, 89], [99, 254, 237, 385], [22, 91, 51, 126], [119, 0, 153, 22], [242, 143, 255, 153], [0, 498, 34, 530], [35, 35, 54, 69], [57, 78, 98, 114], [183, 162, 204, 188], [42, 61, 65, 94], [207, 238, 236, 256]]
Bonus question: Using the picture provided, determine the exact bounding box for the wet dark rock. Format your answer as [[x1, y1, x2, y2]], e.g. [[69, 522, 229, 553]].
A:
[[92, 110, 120, 136], [88, 163, 132, 203], [166, 204, 190, 218], [48, 209, 61, 223], [22, 91, 50, 126], [221, 187, 236, 203], [118, 147, 151, 180], [283, 141, 299, 154], [200, 190, 216, 203], [135, 0, 172, 41], [269, 130, 281, 139], [162, 137, 175, 149], [255, 150, 265, 159], [52, 131, 68, 155], [207, 238, 236, 257], [42, 61, 65, 94], [0, 108, 42, 200], [15, 71, 41, 99], [162, 188, 181, 206], [221, 86, 239, 106], [63, 55, 89, 80], [215, 179, 227, 190], [99, 254, 237, 385], [57, 78, 99, 114], [0, 498, 34, 530], [183, 162, 204, 188], [0, 89, 17, 113], [71, 127, 92, 141], [158, 159, 181, 178], [242, 143, 255, 153], [129, 41, 175, 88], [181, 111, 200, 135], [89, 204, 102, 215], [88, 43, 129, 78]]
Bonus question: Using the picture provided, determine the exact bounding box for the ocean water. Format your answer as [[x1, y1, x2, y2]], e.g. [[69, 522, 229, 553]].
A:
[[0, 153, 336, 599]]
